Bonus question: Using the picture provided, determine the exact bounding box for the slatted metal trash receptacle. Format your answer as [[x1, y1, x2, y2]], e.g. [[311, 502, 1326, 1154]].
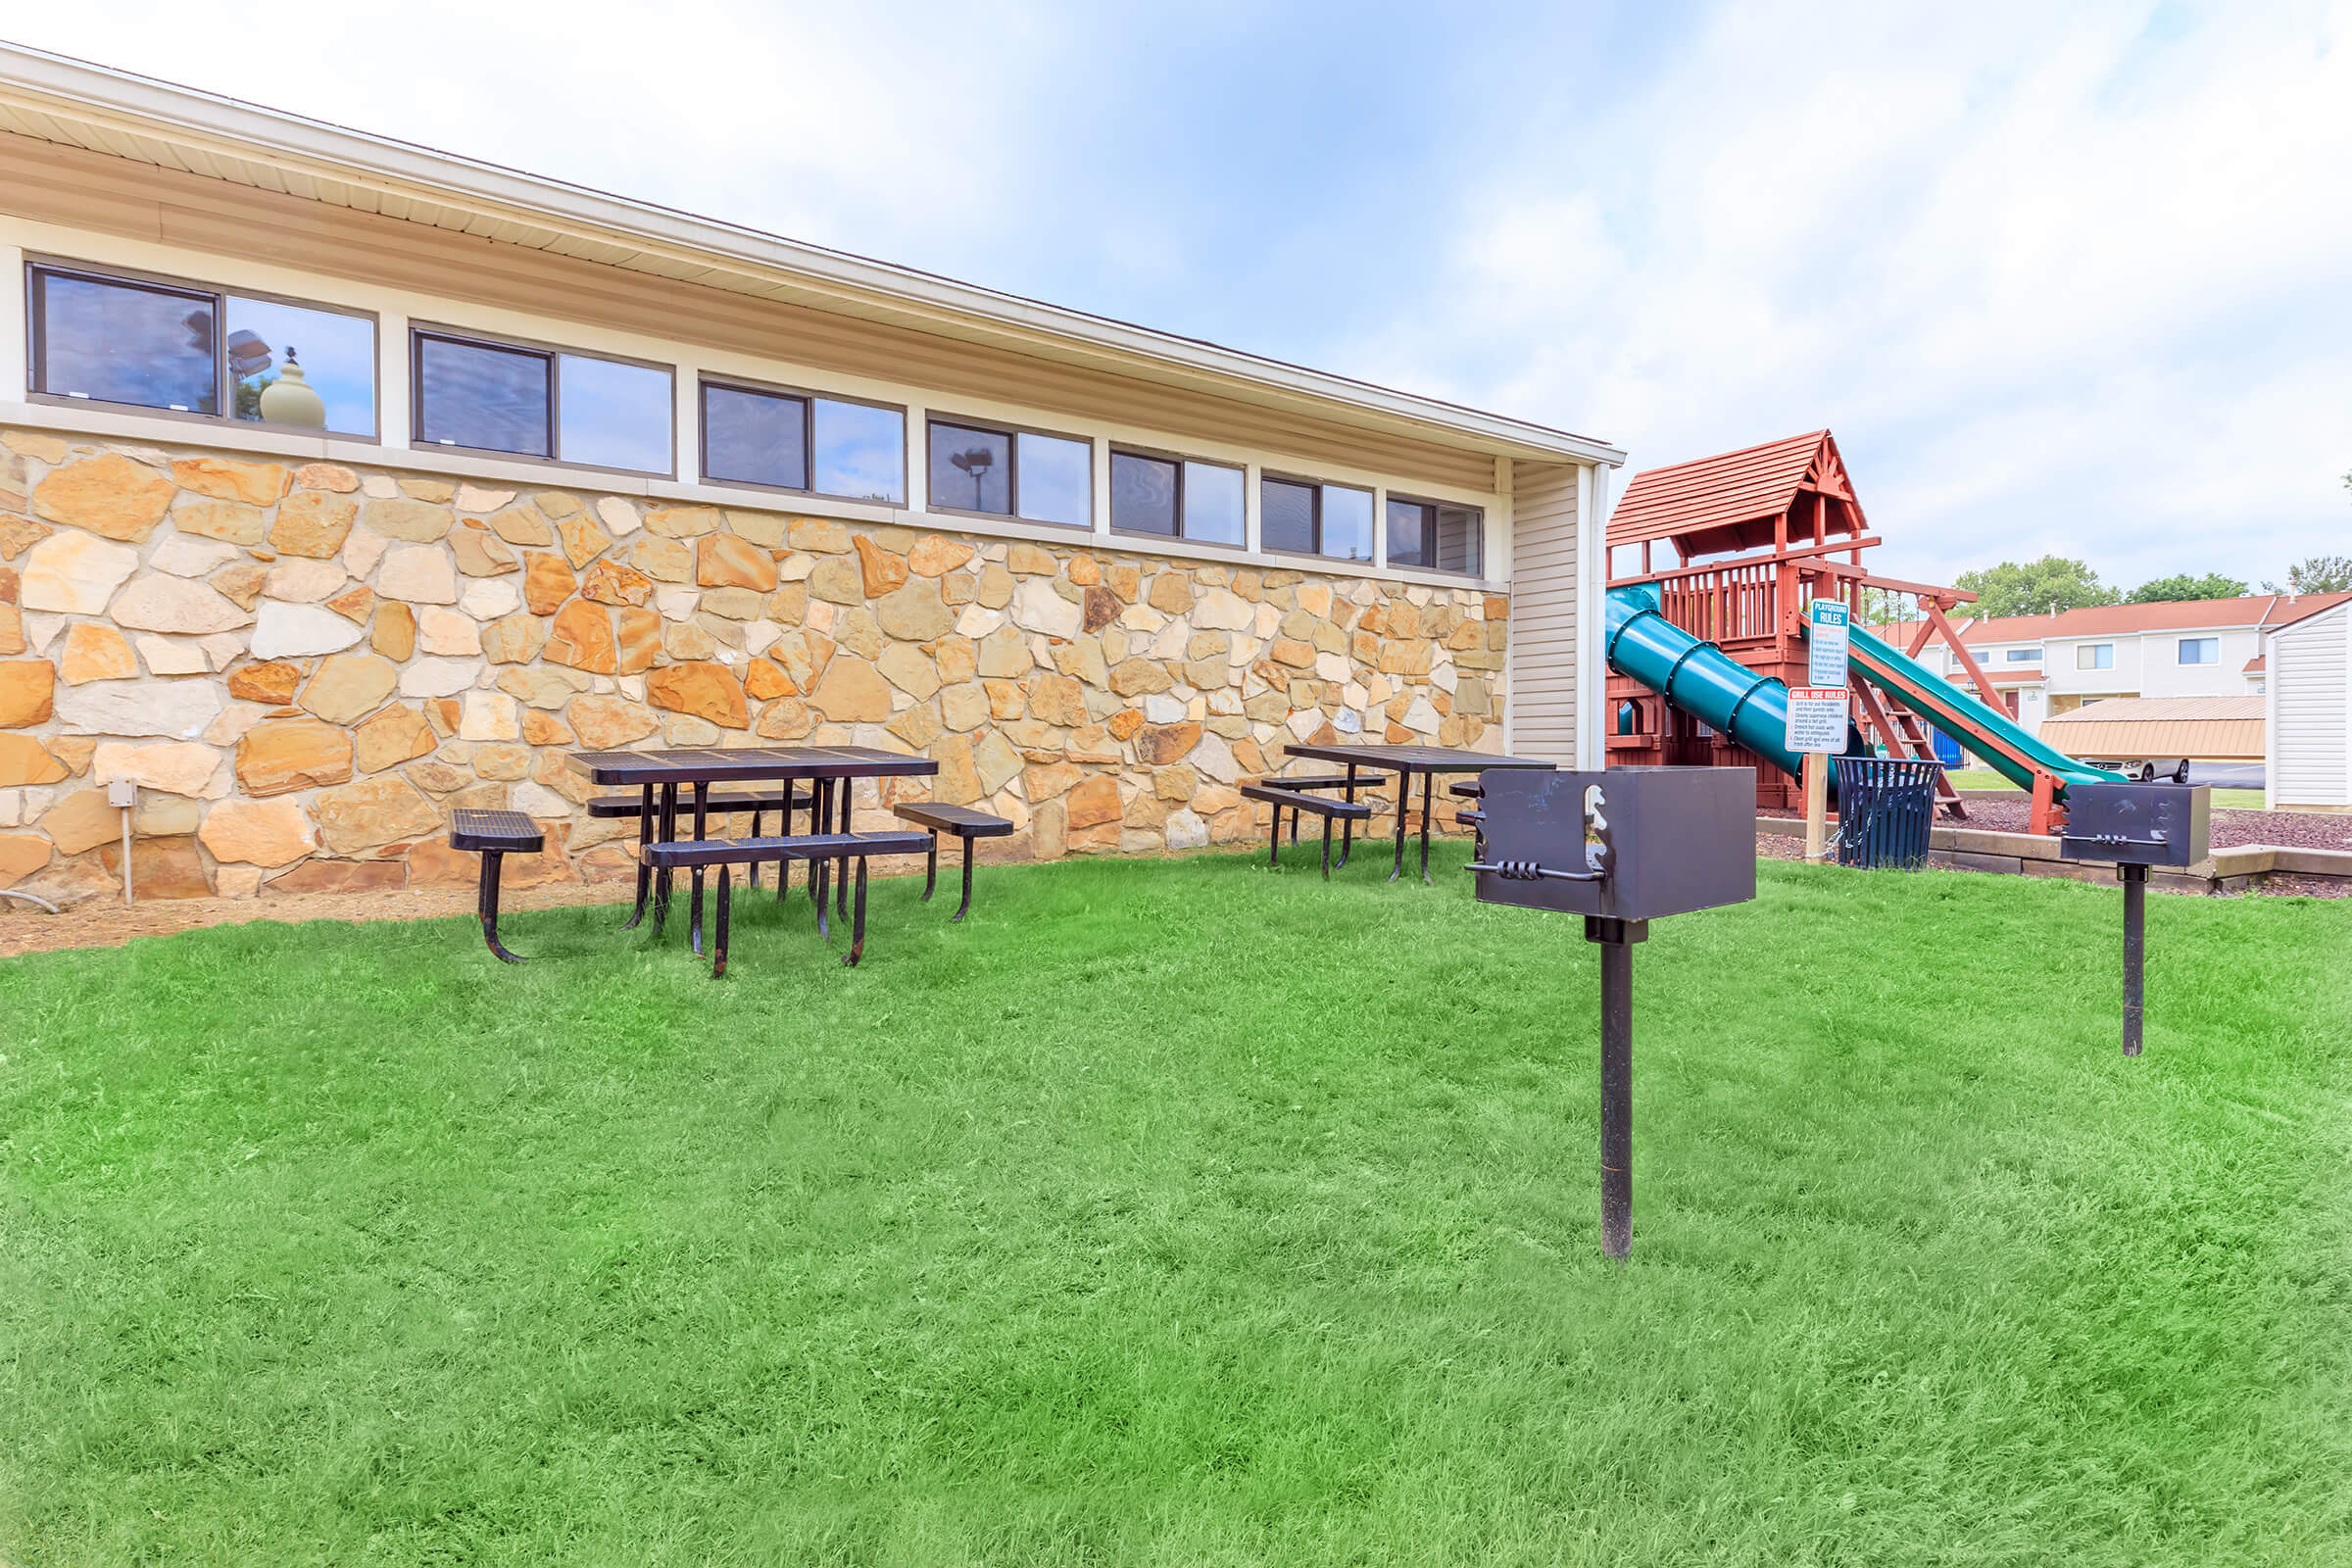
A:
[[1834, 758, 1942, 870]]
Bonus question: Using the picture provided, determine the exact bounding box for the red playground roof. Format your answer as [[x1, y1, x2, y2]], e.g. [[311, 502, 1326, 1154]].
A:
[[1609, 429, 1865, 561]]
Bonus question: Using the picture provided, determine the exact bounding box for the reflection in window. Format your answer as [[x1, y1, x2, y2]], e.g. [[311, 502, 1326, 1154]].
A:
[[416, 335, 551, 458], [1261, 478, 1315, 555], [1017, 432, 1091, 527], [704, 383, 808, 491], [812, 399, 906, 503], [931, 422, 1011, 514], [1387, 496, 1483, 574], [32, 270, 217, 415], [1321, 485, 1374, 562], [930, 419, 1092, 525], [559, 354, 671, 473], [1112, 451, 1244, 545], [2179, 637, 2219, 665], [2078, 644, 2114, 670], [224, 296, 375, 435]]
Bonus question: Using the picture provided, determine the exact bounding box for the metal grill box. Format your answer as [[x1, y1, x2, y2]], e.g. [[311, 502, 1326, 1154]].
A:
[[1476, 766, 1757, 920], [2059, 783, 2211, 868]]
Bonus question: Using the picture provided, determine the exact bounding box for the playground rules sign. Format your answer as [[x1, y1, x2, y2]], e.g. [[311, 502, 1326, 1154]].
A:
[[1787, 687, 1849, 754], [1807, 599, 1851, 687]]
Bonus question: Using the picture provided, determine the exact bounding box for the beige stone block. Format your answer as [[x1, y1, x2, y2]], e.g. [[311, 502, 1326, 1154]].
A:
[[363, 498, 454, 543], [270, 490, 358, 558], [208, 562, 268, 612], [400, 479, 455, 504], [644, 505, 719, 539], [808, 554, 864, 605], [480, 612, 546, 664], [596, 496, 642, 538], [700, 586, 763, 621], [292, 462, 359, 493], [235, 716, 352, 797], [0, 733, 70, 787], [416, 607, 481, 657], [21, 529, 140, 614], [629, 535, 693, 583], [378, 545, 458, 605], [353, 704, 438, 773], [459, 690, 521, 743], [33, 454, 176, 541], [662, 620, 717, 662], [567, 693, 660, 750], [788, 516, 851, 553], [486, 505, 554, 546], [314, 775, 440, 853], [907, 535, 974, 576], [697, 532, 776, 591], [809, 657, 892, 723], [264, 558, 346, 604], [755, 696, 814, 740], [38, 787, 121, 854], [452, 528, 520, 577], [197, 797, 316, 866], [471, 743, 531, 781], [496, 666, 589, 710], [456, 484, 514, 513], [297, 652, 399, 726], [973, 731, 1022, 794], [342, 526, 390, 580], [940, 682, 990, 732], [92, 739, 223, 798], [886, 701, 942, 750]]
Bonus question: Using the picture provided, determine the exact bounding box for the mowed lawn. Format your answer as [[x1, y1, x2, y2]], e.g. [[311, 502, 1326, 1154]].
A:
[[3, 848, 2348, 1565]]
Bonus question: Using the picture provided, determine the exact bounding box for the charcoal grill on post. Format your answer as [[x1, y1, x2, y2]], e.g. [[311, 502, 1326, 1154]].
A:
[[1467, 766, 1757, 1260], [2057, 783, 2210, 1056]]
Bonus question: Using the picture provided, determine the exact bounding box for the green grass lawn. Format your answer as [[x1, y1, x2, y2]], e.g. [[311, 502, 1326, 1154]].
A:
[[1945, 769, 2266, 808], [4, 848, 2348, 1565]]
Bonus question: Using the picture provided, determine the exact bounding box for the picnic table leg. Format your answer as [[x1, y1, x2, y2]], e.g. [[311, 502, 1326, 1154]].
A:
[[623, 783, 654, 929], [1320, 812, 1334, 879], [1418, 771, 1434, 884], [478, 850, 523, 963], [690, 781, 710, 957], [923, 833, 938, 901], [954, 834, 975, 922], [835, 780, 852, 921], [711, 864, 731, 979], [1389, 769, 1409, 881], [843, 856, 870, 966], [814, 854, 831, 940], [1267, 802, 1282, 866], [1339, 762, 1357, 867], [653, 782, 677, 935], [809, 780, 830, 913], [747, 802, 762, 890]]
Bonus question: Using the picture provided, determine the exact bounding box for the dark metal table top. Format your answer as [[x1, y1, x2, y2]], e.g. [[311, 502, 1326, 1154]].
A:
[[569, 746, 941, 785], [1283, 742, 1558, 775]]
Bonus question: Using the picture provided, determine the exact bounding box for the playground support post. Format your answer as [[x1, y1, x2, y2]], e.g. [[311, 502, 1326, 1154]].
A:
[[1803, 751, 1828, 859], [1586, 914, 1648, 1260], [2120, 863, 2147, 1056]]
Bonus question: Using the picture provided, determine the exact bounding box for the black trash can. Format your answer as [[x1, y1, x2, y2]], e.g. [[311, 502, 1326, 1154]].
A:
[[1834, 758, 1941, 870]]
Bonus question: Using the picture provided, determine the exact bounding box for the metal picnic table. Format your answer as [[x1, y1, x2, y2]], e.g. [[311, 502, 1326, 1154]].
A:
[[568, 745, 939, 935], [1282, 741, 1557, 884]]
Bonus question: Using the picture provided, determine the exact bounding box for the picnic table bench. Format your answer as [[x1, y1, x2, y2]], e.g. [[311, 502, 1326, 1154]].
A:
[[642, 830, 933, 973], [1240, 781, 1374, 877], [891, 802, 1014, 921]]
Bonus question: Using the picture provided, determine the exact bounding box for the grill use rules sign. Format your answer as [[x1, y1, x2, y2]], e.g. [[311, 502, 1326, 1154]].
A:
[[1787, 688, 1849, 754], [1806, 598, 1851, 687]]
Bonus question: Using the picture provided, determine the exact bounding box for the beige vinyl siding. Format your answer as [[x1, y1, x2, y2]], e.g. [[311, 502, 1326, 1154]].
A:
[[2271, 610, 2349, 807], [1507, 461, 1580, 761], [0, 130, 1497, 494]]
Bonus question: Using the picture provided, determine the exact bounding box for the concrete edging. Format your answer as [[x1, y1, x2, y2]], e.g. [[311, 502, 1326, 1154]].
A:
[[1754, 813, 2352, 895]]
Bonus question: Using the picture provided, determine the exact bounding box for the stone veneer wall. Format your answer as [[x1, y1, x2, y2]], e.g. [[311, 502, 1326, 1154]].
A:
[[0, 425, 1508, 906]]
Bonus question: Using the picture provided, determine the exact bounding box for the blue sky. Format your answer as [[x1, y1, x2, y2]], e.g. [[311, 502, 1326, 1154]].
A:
[[16, 1, 2351, 592]]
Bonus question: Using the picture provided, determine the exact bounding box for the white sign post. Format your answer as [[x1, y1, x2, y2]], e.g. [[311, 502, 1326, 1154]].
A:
[[1788, 684, 1849, 861], [1807, 598, 1851, 687]]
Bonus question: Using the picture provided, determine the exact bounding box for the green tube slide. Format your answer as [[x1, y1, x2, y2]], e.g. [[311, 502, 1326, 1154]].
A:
[[1603, 585, 2124, 798]]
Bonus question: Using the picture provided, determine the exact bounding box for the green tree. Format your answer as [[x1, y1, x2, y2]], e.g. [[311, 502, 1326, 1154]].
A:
[[2270, 555, 2352, 594], [1950, 557, 2119, 619], [2125, 571, 2249, 604]]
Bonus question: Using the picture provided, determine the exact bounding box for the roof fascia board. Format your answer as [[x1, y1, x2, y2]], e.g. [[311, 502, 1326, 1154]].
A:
[[0, 43, 1625, 468]]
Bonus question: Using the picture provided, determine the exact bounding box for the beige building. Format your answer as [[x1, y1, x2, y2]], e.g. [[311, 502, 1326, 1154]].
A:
[[0, 46, 1621, 906]]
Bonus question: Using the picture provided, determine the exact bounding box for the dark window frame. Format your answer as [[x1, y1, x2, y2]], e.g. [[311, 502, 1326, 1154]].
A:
[[1384, 488, 1486, 576], [1260, 470, 1376, 564], [409, 321, 676, 479], [1108, 444, 1246, 546], [925, 412, 1094, 529], [25, 255, 381, 441], [697, 373, 908, 505]]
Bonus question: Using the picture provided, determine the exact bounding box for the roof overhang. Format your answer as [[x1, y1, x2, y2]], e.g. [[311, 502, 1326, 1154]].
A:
[[0, 42, 1625, 470]]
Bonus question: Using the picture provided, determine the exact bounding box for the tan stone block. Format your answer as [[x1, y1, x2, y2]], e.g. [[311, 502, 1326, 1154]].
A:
[[740, 656, 792, 700], [93, 833, 210, 898], [559, 694, 651, 751], [940, 572, 975, 608], [227, 660, 302, 705], [0, 831, 50, 887], [522, 709, 572, 747], [621, 536, 689, 584], [470, 612, 537, 665], [1107, 657, 1173, 697], [57, 623, 134, 685], [696, 532, 777, 591], [803, 656, 890, 724], [0, 602, 18, 657], [398, 478, 455, 504], [33, 454, 177, 541], [486, 504, 555, 547], [981, 678, 1026, 721], [615, 608, 660, 674], [924, 733, 979, 804], [1152, 764, 1197, 801], [1023, 760, 1085, 801], [842, 534, 903, 598], [939, 682, 990, 732], [1025, 671, 1087, 726], [544, 599, 617, 673], [808, 555, 864, 605], [973, 731, 1022, 794], [39, 787, 119, 855], [755, 696, 813, 740], [198, 797, 315, 866], [660, 620, 714, 662], [785, 516, 850, 553], [700, 587, 762, 621], [1004, 543, 1054, 576], [268, 490, 357, 558], [236, 716, 353, 797], [450, 527, 519, 578], [907, 535, 973, 576], [1146, 571, 1193, 614], [1270, 637, 1316, 668], [377, 545, 457, 605], [264, 558, 345, 604], [974, 625, 1029, 679], [886, 701, 942, 750], [1062, 773, 1121, 830], [171, 499, 266, 549], [1, 659, 54, 727], [934, 635, 978, 686], [877, 581, 953, 643], [524, 491, 576, 521], [469, 743, 530, 781], [876, 643, 941, 700], [0, 517, 34, 569], [298, 653, 398, 725], [975, 564, 1015, 608], [293, 462, 359, 493], [0, 732, 69, 786], [1135, 722, 1201, 764], [633, 505, 712, 540], [265, 858, 406, 895], [329, 584, 376, 623], [1077, 584, 1118, 634], [360, 498, 451, 544], [643, 662, 748, 729], [353, 704, 438, 773], [496, 667, 587, 711], [581, 559, 654, 607], [91, 739, 222, 797], [459, 690, 521, 743]]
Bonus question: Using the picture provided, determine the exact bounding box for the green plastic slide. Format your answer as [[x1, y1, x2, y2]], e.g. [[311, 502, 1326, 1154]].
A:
[[1603, 585, 2123, 797]]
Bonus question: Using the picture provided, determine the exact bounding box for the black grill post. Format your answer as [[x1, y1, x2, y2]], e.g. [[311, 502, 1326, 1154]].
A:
[[1586, 915, 1647, 1261], [2121, 862, 2147, 1056]]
